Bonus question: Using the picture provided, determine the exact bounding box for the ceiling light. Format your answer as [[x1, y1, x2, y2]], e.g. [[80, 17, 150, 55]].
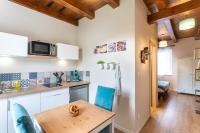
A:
[[159, 40, 168, 48], [179, 18, 195, 30]]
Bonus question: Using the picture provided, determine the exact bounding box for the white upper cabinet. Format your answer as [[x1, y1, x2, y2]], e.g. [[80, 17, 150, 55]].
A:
[[57, 43, 79, 60], [0, 32, 28, 57]]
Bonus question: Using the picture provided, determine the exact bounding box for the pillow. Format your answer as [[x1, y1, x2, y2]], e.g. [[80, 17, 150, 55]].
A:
[[95, 86, 115, 111], [11, 103, 36, 133], [17, 116, 36, 133]]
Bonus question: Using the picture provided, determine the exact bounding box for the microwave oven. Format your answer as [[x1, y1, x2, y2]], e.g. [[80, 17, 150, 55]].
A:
[[28, 41, 57, 56]]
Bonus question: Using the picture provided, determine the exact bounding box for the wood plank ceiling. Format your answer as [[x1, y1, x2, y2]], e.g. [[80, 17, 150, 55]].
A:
[[143, 0, 200, 43], [9, 0, 120, 26]]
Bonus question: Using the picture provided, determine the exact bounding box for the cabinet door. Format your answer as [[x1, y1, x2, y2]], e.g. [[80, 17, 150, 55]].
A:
[[57, 43, 79, 60], [8, 94, 40, 133], [0, 32, 28, 57], [41, 88, 69, 112], [0, 99, 8, 133]]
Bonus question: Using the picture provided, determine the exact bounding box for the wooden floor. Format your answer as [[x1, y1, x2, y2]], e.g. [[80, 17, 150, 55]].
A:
[[140, 92, 200, 133], [115, 128, 124, 133]]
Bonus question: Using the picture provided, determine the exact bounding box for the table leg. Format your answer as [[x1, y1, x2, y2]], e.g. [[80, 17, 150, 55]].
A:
[[90, 118, 114, 133], [112, 121, 114, 133]]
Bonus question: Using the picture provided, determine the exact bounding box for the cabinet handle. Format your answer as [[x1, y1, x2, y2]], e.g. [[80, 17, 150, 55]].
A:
[[7, 100, 10, 111], [53, 93, 62, 96]]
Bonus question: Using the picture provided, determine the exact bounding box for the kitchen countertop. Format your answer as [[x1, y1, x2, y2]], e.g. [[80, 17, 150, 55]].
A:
[[0, 81, 90, 99]]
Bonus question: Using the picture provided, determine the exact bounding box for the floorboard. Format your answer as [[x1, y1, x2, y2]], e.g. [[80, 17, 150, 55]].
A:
[[140, 91, 200, 133]]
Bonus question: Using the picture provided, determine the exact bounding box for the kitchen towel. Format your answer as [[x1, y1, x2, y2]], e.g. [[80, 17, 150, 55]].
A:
[[115, 64, 122, 96]]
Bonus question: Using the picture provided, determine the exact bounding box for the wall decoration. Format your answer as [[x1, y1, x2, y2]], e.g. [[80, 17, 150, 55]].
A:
[[94, 44, 107, 54], [94, 40, 127, 54], [117, 41, 126, 51], [140, 47, 150, 64], [195, 48, 200, 59], [108, 43, 116, 53], [100, 44, 107, 53], [97, 60, 105, 69], [94, 46, 100, 54], [195, 69, 200, 81]]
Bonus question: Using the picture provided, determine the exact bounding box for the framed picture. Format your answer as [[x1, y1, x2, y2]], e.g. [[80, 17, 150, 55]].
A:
[[108, 43, 116, 53], [94, 46, 100, 54], [195, 69, 200, 81], [100, 44, 107, 53], [195, 48, 200, 59], [117, 41, 126, 51]]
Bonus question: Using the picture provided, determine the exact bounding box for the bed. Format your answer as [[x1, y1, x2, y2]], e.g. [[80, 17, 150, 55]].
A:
[[158, 80, 170, 99]]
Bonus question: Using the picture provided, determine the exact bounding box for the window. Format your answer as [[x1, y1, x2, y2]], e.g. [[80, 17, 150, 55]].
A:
[[158, 47, 173, 75]]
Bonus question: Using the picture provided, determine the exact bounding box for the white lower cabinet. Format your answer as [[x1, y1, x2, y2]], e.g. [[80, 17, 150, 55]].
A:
[[1, 88, 69, 133], [8, 93, 41, 133], [0, 99, 8, 133], [41, 88, 69, 112]]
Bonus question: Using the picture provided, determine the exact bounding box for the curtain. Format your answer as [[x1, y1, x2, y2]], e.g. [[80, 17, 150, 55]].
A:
[[158, 47, 173, 75]]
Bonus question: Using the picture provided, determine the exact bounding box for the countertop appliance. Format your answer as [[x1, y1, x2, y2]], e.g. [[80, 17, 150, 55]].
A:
[[28, 41, 57, 56], [71, 70, 79, 81]]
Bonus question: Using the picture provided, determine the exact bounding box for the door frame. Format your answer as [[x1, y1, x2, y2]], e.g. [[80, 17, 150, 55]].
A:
[[149, 40, 158, 113]]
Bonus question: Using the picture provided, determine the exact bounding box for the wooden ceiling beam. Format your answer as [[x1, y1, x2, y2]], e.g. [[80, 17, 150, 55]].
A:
[[9, 0, 78, 26], [163, 20, 177, 43], [148, 0, 200, 24], [143, 0, 176, 42], [143, 0, 168, 12], [52, 0, 95, 19], [155, 0, 168, 10], [103, 0, 119, 8]]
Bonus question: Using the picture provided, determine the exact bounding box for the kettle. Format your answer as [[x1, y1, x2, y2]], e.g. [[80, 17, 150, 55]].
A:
[[72, 70, 79, 81]]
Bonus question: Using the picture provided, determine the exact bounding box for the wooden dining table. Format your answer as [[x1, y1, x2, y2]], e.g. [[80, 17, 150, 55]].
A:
[[35, 100, 116, 133]]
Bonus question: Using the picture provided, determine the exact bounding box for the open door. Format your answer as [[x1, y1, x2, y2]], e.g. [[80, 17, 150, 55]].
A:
[[149, 40, 158, 113]]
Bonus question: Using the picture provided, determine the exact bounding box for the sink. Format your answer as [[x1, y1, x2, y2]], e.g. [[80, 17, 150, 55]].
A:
[[4, 89, 19, 93], [0, 89, 19, 94]]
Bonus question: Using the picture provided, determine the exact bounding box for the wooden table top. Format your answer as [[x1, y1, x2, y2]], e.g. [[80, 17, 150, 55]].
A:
[[35, 100, 115, 133]]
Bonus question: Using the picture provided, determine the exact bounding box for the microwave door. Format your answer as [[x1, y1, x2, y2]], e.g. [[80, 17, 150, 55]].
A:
[[31, 43, 50, 56]]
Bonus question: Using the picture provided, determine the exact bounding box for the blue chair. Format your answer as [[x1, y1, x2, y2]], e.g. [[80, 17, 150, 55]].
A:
[[11, 103, 44, 133], [95, 85, 115, 133]]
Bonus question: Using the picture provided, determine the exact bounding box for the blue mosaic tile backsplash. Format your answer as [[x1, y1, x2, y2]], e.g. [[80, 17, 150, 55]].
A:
[[0, 71, 90, 89]]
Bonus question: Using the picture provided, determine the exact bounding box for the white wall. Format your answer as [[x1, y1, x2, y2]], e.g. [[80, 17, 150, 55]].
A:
[[0, 0, 158, 132], [135, 0, 157, 132], [77, 0, 135, 132], [0, 0, 77, 72], [159, 37, 200, 91]]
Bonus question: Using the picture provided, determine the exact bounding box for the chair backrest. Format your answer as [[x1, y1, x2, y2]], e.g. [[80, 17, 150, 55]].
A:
[[94, 85, 115, 111], [11, 103, 36, 133]]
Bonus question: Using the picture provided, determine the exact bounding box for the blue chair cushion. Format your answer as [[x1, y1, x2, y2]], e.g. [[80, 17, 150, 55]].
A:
[[17, 116, 36, 133], [12, 103, 36, 133], [95, 85, 115, 111]]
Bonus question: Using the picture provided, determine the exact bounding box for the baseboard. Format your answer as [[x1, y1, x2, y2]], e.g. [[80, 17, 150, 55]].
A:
[[135, 115, 150, 133], [114, 115, 150, 133], [114, 123, 135, 133]]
